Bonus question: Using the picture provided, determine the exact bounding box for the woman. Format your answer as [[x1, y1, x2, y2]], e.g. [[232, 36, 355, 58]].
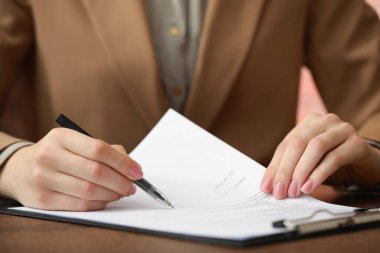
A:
[[0, 0, 379, 211]]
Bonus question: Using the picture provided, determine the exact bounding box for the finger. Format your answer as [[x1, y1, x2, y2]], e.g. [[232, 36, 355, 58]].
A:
[[43, 171, 124, 201], [50, 128, 143, 180], [300, 136, 359, 194], [29, 191, 108, 211], [291, 124, 351, 197], [267, 113, 342, 198], [262, 114, 323, 194], [273, 137, 307, 199], [261, 142, 286, 193], [47, 149, 134, 196]]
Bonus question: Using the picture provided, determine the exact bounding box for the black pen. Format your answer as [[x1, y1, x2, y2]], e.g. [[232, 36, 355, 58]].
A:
[[56, 114, 174, 208]]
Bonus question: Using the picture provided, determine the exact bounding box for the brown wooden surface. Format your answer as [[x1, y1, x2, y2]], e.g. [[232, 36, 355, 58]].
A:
[[1, 186, 380, 253]]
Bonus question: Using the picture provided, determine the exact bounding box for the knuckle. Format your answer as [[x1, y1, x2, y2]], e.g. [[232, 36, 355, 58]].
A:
[[80, 181, 97, 199], [90, 140, 107, 158], [34, 145, 52, 166], [328, 152, 343, 168], [85, 161, 104, 180], [340, 122, 354, 133], [325, 113, 340, 123], [309, 137, 327, 153]]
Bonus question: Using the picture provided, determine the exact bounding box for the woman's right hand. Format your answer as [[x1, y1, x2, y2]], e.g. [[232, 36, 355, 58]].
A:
[[0, 128, 143, 211]]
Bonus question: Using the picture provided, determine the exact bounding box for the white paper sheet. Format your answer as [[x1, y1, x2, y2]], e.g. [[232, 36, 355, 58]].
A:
[[10, 109, 354, 241]]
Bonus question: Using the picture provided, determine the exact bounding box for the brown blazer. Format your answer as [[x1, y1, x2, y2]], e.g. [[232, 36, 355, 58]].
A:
[[1, 0, 380, 179]]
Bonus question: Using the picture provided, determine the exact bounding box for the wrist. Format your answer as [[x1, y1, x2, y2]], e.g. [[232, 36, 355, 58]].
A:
[[0, 142, 34, 199], [0, 141, 34, 168], [349, 142, 380, 186]]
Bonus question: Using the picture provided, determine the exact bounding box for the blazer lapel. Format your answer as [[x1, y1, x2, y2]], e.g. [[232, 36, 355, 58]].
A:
[[82, 0, 167, 127], [184, 0, 266, 129]]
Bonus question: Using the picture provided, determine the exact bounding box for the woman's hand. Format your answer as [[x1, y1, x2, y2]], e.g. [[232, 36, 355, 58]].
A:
[[260, 113, 379, 200], [0, 128, 142, 211]]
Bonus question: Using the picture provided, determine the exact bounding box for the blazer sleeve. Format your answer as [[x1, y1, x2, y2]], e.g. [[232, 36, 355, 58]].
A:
[[305, 0, 380, 141], [0, 0, 34, 150], [305, 0, 380, 185]]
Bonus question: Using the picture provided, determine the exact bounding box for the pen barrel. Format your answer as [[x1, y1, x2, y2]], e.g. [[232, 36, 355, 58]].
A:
[[134, 178, 169, 205], [134, 178, 155, 193]]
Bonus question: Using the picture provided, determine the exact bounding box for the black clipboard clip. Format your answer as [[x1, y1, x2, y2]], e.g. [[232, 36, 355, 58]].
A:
[[272, 206, 380, 235]]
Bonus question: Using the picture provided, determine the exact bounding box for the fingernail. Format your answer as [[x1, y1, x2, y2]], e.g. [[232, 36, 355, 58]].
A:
[[261, 178, 272, 193], [127, 185, 137, 196], [288, 180, 298, 198], [273, 182, 285, 200], [301, 179, 314, 194], [128, 166, 143, 180]]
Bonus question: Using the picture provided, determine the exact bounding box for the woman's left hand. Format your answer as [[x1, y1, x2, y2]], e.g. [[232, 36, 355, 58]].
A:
[[260, 113, 376, 199]]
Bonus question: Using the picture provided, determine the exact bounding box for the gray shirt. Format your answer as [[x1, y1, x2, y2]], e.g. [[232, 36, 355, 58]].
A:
[[144, 0, 207, 111]]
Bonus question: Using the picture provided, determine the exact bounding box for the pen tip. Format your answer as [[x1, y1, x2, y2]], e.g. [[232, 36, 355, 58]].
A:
[[161, 197, 174, 208], [162, 197, 174, 208]]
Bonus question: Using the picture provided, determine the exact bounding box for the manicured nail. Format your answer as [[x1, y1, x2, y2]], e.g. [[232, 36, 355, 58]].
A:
[[301, 179, 314, 194], [261, 178, 272, 193], [128, 166, 143, 180], [127, 185, 137, 196], [288, 180, 298, 198], [273, 182, 285, 199]]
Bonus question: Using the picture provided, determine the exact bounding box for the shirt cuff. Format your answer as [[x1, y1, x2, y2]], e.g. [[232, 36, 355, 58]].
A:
[[0, 141, 34, 168]]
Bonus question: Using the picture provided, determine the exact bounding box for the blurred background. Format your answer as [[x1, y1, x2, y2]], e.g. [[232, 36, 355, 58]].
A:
[[297, 0, 380, 122]]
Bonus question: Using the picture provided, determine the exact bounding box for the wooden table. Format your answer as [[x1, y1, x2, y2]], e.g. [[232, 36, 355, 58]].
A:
[[1, 186, 380, 253]]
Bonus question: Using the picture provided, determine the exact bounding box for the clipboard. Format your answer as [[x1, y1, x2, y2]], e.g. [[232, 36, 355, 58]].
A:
[[272, 207, 380, 235], [2, 201, 380, 247]]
